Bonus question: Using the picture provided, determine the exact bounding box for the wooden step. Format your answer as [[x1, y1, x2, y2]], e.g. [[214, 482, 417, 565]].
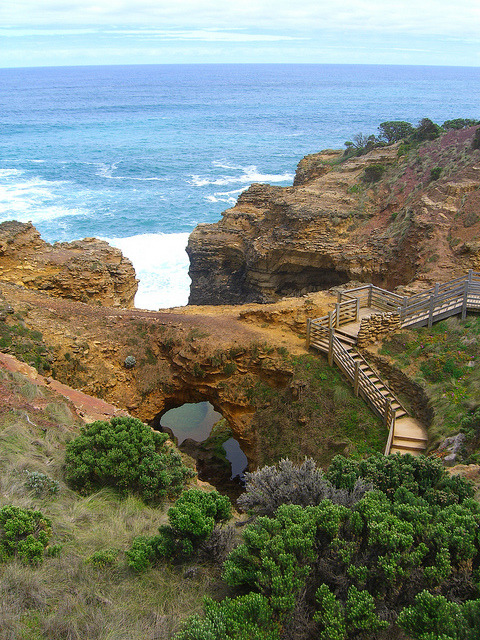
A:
[[393, 434, 428, 444], [335, 331, 357, 345], [391, 440, 427, 452]]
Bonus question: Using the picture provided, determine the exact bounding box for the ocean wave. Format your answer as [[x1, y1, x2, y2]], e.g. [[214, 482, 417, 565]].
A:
[[205, 188, 243, 204], [188, 164, 294, 187], [0, 172, 89, 224], [103, 232, 191, 310], [96, 162, 167, 182], [0, 168, 25, 178]]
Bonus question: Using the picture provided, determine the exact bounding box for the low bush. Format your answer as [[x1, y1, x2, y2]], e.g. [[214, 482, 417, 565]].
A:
[[361, 163, 386, 184], [187, 454, 480, 640], [87, 548, 119, 568], [0, 505, 52, 564], [238, 457, 370, 516], [397, 590, 480, 640], [175, 593, 280, 640], [24, 471, 60, 497], [126, 489, 232, 570], [325, 453, 473, 505], [64, 416, 195, 503]]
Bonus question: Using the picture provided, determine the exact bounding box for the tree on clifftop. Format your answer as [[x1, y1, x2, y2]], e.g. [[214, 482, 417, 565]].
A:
[[378, 120, 415, 144]]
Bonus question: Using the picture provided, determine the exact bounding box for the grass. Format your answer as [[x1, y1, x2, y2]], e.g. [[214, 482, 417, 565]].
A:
[[0, 318, 53, 374], [379, 314, 480, 456], [250, 354, 387, 468], [0, 368, 223, 640]]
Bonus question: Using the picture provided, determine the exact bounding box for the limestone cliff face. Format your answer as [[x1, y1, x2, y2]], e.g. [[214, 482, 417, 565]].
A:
[[0, 221, 138, 307], [187, 127, 480, 304]]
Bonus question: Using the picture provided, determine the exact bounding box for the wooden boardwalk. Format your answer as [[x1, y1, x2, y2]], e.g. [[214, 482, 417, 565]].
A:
[[306, 270, 480, 456]]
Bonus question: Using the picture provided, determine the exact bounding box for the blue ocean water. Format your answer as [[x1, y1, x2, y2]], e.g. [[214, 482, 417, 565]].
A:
[[1, 64, 479, 308]]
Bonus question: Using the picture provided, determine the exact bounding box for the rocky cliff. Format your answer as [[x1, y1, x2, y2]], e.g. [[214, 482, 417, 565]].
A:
[[187, 126, 480, 304], [0, 221, 138, 307]]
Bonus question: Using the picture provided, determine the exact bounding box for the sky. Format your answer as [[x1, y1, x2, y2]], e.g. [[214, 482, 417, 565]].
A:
[[0, 0, 479, 68]]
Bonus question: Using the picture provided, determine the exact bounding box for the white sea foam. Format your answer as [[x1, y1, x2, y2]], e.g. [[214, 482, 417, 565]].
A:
[[189, 163, 294, 188], [205, 188, 243, 204], [0, 172, 88, 224], [96, 162, 167, 182], [104, 232, 191, 310]]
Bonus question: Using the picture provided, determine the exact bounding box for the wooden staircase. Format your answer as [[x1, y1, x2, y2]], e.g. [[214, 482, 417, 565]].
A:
[[307, 271, 480, 456], [334, 333, 428, 456]]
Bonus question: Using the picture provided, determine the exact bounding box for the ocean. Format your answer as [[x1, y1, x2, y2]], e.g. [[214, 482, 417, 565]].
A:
[[1, 63, 479, 309]]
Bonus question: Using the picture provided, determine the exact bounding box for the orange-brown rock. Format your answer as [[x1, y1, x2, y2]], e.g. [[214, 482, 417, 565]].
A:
[[187, 126, 480, 304], [0, 221, 138, 307], [0, 281, 303, 464]]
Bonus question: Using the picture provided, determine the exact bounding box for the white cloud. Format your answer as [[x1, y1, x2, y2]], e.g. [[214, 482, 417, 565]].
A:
[[0, 27, 305, 42], [1, 0, 479, 38]]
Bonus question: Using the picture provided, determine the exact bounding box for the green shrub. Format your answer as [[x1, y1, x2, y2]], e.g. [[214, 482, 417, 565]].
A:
[[325, 453, 473, 505], [397, 590, 480, 640], [442, 118, 480, 130], [430, 167, 442, 181], [0, 505, 52, 564], [185, 454, 480, 640], [126, 489, 232, 569], [414, 118, 441, 141], [87, 548, 119, 568], [24, 471, 60, 497], [315, 584, 387, 640], [64, 416, 195, 503], [361, 164, 386, 184], [175, 593, 280, 640], [378, 120, 415, 143]]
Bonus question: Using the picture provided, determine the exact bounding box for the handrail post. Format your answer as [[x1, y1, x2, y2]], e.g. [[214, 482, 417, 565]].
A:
[[368, 284, 372, 308], [328, 328, 334, 367], [354, 361, 360, 396], [428, 291, 435, 328], [384, 397, 391, 427], [335, 303, 340, 328], [306, 318, 311, 349], [355, 297, 360, 322], [462, 278, 469, 320], [328, 310, 333, 330]]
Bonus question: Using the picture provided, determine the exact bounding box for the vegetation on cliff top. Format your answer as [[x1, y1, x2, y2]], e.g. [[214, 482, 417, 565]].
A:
[[380, 314, 480, 462], [343, 117, 480, 158], [177, 455, 479, 640]]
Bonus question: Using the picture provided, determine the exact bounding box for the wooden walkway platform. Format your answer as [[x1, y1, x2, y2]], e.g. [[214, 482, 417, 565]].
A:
[[306, 271, 480, 456]]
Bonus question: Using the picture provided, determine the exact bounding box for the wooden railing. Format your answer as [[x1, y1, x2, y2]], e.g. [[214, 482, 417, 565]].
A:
[[335, 270, 480, 329], [306, 270, 480, 455], [325, 330, 400, 448], [306, 297, 359, 349]]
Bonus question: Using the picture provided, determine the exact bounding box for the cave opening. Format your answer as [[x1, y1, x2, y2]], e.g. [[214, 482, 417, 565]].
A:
[[152, 401, 248, 498], [272, 265, 349, 297]]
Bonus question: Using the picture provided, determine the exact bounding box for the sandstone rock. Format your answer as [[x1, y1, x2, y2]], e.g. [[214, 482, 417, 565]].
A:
[[0, 221, 138, 308], [187, 127, 480, 305]]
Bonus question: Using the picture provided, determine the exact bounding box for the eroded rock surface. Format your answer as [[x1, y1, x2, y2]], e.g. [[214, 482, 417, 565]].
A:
[[188, 127, 480, 304], [0, 221, 138, 307]]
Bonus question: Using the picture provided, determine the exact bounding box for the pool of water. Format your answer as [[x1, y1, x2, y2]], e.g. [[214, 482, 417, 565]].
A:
[[160, 401, 221, 445], [159, 401, 248, 482]]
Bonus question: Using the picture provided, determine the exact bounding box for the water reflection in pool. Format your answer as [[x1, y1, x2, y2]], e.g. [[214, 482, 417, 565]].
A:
[[160, 401, 248, 481], [160, 401, 221, 445]]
